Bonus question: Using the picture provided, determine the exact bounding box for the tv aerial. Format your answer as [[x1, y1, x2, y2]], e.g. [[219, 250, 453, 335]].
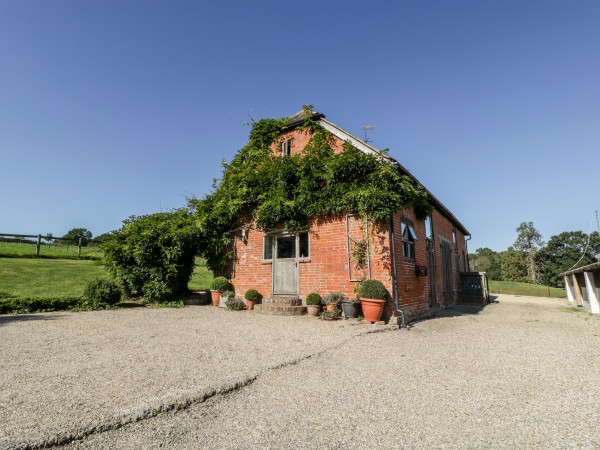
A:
[[362, 126, 376, 144]]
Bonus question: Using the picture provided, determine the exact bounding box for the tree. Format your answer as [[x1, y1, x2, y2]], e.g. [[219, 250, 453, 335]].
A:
[[537, 231, 600, 287], [514, 222, 544, 283], [470, 247, 502, 280], [61, 228, 93, 246], [500, 246, 528, 282]]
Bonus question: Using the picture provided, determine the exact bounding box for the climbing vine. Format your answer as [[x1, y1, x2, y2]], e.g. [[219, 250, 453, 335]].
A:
[[189, 106, 432, 272]]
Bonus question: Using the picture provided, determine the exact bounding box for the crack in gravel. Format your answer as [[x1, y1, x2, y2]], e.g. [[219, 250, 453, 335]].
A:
[[5, 317, 396, 450]]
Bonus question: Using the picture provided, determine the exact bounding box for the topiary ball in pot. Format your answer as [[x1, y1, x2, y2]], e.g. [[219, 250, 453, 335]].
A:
[[305, 293, 322, 305], [358, 279, 388, 323], [209, 276, 230, 307], [305, 293, 322, 317], [210, 276, 230, 292], [359, 279, 388, 300], [244, 289, 261, 310]]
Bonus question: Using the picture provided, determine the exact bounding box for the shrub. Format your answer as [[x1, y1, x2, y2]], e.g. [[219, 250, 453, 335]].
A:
[[210, 276, 230, 291], [158, 300, 184, 308], [244, 289, 261, 302], [226, 298, 246, 311], [0, 296, 88, 314], [305, 293, 322, 305], [323, 292, 345, 304], [101, 209, 200, 302], [84, 278, 121, 307], [359, 279, 388, 300]]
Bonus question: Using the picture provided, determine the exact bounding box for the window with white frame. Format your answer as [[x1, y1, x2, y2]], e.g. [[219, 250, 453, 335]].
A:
[[281, 139, 292, 156], [263, 231, 309, 260], [401, 221, 417, 261]]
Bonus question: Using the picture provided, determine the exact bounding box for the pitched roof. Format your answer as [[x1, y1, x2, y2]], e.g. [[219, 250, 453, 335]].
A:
[[560, 261, 600, 277], [285, 110, 471, 236]]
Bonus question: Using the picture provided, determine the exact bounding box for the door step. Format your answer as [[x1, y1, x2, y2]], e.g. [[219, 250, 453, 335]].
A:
[[254, 296, 307, 316]]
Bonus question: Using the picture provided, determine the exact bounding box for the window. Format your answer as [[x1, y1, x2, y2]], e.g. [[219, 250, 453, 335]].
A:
[[401, 222, 417, 261], [424, 214, 433, 240], [281, 139, 292, 156], [263, 231, 309, 260], [263, 235, 273, 260], [299, 231, 309, 258], [452, 227, 457, 252]]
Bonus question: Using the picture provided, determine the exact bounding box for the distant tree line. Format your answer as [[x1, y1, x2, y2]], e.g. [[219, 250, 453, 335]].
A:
[[469, 222, 600, 287]]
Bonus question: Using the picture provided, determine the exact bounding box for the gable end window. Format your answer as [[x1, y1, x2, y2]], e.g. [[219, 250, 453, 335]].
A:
[[401, 222, 418, 261], [281, 139, 292, 156]]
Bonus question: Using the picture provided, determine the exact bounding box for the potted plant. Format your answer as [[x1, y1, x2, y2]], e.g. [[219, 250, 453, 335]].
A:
[[319, 304, 341, 320], [341, 296, 361, 319], [305, 293, 322, 317], [323, 292, 345, 311], [209, 276, 230, 307], [244, 289, 261, 310], [359, 279, 388, 322]]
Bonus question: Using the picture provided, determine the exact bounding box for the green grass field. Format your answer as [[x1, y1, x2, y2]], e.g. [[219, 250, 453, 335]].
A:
[[0, 255, 214, 299], [489, 279, 566, 298], [0, 241, 102, 259]]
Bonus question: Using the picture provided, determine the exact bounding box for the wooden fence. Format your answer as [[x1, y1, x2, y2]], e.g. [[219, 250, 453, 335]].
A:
[[0, 233, 85, 257]]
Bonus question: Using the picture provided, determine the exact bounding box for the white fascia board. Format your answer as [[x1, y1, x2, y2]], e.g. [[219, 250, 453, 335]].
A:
[[318, 118, 394, 162]]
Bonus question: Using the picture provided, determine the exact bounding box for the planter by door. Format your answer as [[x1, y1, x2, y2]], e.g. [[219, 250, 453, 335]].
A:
[[210, 290, 222, 307], [360, 298, 385, 322], [341, 300, 361, 319], [306, 304, 321, 317]]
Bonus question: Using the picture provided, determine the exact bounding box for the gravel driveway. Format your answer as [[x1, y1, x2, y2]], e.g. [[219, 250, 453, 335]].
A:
[[2, 295, 599, 448]]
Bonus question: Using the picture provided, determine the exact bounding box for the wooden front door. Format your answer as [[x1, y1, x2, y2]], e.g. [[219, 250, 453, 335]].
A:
[[272, 233, 299, 295], [440, 237, 454, 306]]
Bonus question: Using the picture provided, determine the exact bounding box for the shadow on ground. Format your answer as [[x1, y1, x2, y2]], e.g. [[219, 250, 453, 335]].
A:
[[404, 299, 499, 328], [0, 313, 65, 327]]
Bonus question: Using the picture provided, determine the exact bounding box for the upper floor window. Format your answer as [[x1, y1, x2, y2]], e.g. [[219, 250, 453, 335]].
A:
[[401, 222, 417, 261], [424, 214, 433, 240], [281, 139, 292, 156]]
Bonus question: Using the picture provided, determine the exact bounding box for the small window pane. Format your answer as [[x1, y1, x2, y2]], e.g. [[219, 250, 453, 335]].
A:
[[425, 215, 433, 239], [263, 235, 273, 260], [408, 226, 418, 241], [401, 223, 406, 236], [299, 232, 309, 258], [277, 235, 296, 259]]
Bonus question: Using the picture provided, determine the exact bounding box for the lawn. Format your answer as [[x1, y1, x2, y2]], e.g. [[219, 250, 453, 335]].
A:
[[488, 279, 566, 298], [0, 256, 214, 299], [0, 241, 102, 259]]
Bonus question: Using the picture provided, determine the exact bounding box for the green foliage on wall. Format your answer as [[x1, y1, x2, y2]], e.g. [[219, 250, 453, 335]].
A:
[[190, 106, 432, 272]]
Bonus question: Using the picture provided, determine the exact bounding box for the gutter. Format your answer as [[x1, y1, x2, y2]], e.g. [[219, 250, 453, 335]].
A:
[[389, 215, 406, 328]]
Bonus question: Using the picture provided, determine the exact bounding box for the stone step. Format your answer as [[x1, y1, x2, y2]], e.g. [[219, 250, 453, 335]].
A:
[[254, 304, 307, 316], [262, 296, 303, 307]]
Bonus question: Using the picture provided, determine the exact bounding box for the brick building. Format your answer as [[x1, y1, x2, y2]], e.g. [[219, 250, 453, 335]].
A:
[[224, 111, 470, 324]]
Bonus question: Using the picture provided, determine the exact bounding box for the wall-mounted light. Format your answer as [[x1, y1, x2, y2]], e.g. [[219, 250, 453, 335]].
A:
[[241, 228, 248, 244]]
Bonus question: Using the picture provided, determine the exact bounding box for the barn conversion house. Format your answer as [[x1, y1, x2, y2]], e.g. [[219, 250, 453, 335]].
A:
[[217, 110, 474, 324]]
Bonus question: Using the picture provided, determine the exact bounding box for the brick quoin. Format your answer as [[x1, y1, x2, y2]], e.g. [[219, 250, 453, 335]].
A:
[[224, 119, 470, 323]]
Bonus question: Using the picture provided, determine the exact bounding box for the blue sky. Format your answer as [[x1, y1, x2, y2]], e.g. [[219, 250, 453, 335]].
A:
[[1, 0, 598, 252]]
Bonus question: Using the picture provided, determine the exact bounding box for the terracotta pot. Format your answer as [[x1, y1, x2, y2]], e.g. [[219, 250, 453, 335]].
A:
[[326, 303, 338, 312], [210, 290, 223, 307], [246, 299, 256, 310], [360, 298, 385, 322], [306, 304, 321, 317]]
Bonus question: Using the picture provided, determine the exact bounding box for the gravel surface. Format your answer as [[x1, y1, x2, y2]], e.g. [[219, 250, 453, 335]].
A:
[[0, 306, 386, 449], [3, 295, 599, 448]]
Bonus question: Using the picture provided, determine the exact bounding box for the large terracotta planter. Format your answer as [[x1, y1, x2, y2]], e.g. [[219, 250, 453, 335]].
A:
[[360, 298, 385, 322], [246, 300, 256, 310], [210, 290, 223, 307], [307, 304, 321, 317]]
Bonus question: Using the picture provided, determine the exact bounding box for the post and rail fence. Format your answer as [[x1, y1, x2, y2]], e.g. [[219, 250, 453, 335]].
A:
[[0, 233, 84, 257]]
